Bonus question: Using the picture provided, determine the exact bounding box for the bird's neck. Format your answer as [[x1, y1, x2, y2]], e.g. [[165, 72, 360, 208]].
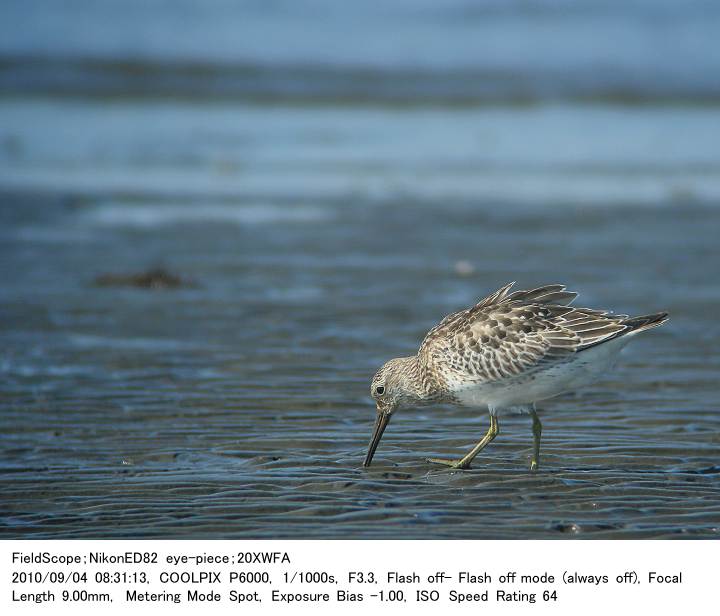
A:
[[397, 355, 442, 405]]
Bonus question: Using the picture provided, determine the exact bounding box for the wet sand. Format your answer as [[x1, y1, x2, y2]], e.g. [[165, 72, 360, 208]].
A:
[[1, 194, 718, 539]]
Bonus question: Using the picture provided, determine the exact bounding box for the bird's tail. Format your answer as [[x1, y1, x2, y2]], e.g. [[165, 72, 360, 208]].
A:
[[621, 312, 669, 333]]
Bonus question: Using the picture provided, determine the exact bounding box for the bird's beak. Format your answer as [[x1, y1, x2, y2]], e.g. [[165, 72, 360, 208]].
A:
[[363, 407, 391, 467]]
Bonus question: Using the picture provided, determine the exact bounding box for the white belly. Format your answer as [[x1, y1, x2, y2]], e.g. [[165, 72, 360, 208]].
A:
[[453, 337, 630, 411]]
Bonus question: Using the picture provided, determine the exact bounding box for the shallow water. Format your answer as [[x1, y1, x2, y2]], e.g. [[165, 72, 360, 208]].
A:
[[2, 194, 719, 539], [1, 1, 720, 539]]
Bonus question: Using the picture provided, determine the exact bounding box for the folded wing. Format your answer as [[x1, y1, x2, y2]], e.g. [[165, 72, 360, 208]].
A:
[[419, 283, 630, 383]]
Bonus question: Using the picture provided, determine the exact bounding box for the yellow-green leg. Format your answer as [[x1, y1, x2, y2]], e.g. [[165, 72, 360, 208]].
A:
[[427, 415, 499, 469], [529, 407, 542, 472]]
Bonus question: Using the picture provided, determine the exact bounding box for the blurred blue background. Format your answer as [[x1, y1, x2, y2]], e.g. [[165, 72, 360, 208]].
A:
[[2, 0, 719, 205]]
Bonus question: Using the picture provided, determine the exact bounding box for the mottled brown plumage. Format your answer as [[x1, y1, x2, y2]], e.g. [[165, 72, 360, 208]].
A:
[[364, 282, 668, 470]]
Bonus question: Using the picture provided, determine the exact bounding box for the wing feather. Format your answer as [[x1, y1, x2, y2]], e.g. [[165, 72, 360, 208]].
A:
[[419, 282, 636, 385], [505, 284, 578, 306]]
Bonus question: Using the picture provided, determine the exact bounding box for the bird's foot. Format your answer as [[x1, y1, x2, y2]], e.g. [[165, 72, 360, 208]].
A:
[[426, 457, 470, 470]]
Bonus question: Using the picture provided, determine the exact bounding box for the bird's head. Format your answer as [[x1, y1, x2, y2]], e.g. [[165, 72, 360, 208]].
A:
[[363, 356, 420, 467]]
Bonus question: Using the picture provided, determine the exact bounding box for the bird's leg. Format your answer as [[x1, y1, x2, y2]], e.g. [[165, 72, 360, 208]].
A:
[[427, 415, 499, 470], [529, 407, 542, 472]]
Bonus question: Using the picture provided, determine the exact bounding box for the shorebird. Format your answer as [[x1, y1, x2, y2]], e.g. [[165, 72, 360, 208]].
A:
[[363, 282, 667, 471]]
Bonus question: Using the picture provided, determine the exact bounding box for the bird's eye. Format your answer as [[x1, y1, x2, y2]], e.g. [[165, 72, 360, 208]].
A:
[[375, 386, 385, 395]]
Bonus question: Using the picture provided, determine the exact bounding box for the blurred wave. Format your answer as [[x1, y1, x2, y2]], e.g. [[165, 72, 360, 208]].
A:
[[3, 55, 720, 105], [1, 0, 719, 104], [1, 99, 718, 207], [82, 202, 333, 227]]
